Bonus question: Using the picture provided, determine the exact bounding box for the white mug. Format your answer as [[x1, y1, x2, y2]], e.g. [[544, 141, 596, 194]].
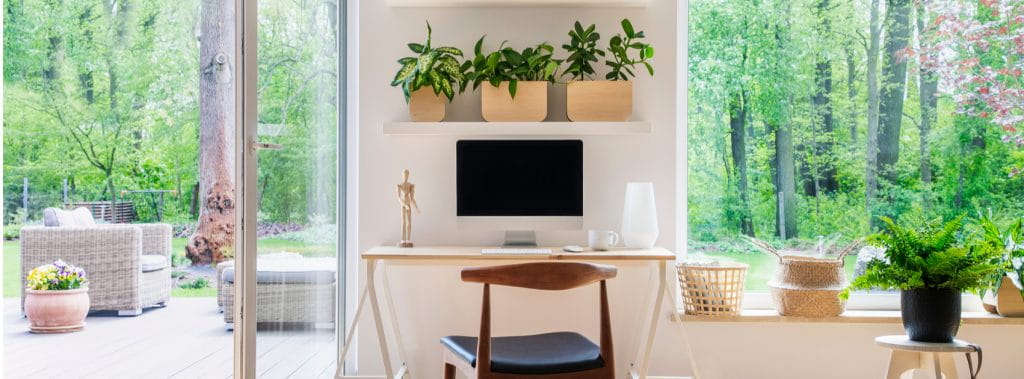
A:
[[588, 230, 620, 251]]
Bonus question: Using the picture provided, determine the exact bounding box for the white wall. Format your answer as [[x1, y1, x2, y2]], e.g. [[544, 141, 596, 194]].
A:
[[350, 1, 1024, 378]]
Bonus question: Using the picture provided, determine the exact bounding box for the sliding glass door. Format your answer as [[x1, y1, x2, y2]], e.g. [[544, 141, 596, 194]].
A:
[[236, 0, 343, 377]]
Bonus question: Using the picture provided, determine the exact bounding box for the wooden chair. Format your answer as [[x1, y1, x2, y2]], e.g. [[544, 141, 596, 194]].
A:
[[441, 262, 618, 379]]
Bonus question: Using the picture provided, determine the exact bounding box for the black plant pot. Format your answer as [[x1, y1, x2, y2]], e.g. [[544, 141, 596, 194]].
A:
[[901, 288, 961, 342]]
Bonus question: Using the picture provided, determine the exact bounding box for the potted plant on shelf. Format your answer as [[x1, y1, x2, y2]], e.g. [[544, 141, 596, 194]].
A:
[[24, 260, 90, 333], [840, 216, 999, 342], [977, 215, 1024, 316], [466, 37, 559, 122], [391, 22, 468, 122], [562, 19, 653, 121]]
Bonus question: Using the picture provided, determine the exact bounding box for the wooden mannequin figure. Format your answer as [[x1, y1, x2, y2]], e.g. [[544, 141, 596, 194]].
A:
[[397, 169, 420, 247]]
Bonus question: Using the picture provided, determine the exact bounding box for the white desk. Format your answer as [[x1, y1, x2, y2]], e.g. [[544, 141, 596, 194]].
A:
[[335, 246, 691, 379]]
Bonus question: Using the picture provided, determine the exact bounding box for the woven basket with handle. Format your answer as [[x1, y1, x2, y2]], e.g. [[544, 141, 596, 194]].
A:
[[747, 237, 861, 317]]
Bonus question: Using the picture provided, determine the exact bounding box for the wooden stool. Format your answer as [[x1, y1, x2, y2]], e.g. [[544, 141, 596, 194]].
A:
[[875, 335, 982, 379]]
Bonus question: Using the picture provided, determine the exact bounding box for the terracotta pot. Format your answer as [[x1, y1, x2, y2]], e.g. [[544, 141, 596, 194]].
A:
[[408, 87, 445, 122], [24, 288, 89, 333], [566, 80, 633, 121], [481, 81, 547, 122]]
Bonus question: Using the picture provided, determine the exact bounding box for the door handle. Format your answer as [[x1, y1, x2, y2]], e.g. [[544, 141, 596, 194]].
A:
[[250, 141, 283, 152]]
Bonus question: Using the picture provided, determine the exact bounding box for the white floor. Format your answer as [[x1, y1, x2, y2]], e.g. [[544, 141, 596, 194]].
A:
[[3, 298, 337, 378]]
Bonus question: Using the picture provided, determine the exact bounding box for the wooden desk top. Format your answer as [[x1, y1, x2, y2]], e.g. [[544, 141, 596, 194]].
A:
[[362, 246, 676, 261]]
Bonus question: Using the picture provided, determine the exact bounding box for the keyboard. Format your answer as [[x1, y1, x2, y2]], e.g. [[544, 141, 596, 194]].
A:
[[481, 248, 553, 255]]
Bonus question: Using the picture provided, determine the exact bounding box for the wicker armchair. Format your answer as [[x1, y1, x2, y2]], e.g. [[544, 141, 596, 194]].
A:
[[20, 223, 172, 316]]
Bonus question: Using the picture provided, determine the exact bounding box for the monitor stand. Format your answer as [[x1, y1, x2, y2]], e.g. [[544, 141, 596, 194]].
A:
[[503, 231, 537, 247]]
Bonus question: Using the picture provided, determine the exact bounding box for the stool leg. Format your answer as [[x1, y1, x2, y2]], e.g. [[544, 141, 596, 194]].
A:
[[887, 350, 921, 379], [924, 352, 942, 379], [938, 353, 959, 379]]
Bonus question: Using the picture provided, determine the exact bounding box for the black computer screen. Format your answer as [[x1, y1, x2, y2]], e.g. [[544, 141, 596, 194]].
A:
[[457, 140, 583, 216]]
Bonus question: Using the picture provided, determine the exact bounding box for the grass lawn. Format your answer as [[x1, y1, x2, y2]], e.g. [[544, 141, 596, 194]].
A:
[[4, 237, 336, 298]]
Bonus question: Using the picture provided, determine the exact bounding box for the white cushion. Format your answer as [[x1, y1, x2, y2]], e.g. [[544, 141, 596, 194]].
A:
[[42, 207, 96, 227], [70, 207, 96, 226], [140, 255, 169, 272], [221, 257, 336, 284]]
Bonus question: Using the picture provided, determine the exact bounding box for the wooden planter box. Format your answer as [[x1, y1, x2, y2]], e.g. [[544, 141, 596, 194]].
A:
[[566, 80, 632, 121], [983, 275, 1024, 317], [408, 87, 445, 122], [481, 81, 547, 122]]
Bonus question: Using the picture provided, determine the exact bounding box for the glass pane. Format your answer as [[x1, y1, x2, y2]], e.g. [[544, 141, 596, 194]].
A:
[[3, 0, 233, 376], [686, 0, 1022, 291], [254, 0, 340, 376]]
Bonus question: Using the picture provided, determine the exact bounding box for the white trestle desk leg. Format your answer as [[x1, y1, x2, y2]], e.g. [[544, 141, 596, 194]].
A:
[[366, 258, 395, 378], [631, 260, 668, 378], [336, 276, 370, 378], [382, 264, 409, 378]]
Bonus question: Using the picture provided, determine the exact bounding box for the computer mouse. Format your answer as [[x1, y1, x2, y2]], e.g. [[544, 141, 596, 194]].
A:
[[562, 245, 585, 253]]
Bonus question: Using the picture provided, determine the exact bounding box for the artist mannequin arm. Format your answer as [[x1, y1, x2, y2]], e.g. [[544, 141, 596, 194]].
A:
[[409, 186, 421, 213]]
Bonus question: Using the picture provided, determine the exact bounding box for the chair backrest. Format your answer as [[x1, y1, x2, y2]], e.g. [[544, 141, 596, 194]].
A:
[[461, 262, 618, 377], [42, 207, 97, 227], [461, 261, 617, 290]]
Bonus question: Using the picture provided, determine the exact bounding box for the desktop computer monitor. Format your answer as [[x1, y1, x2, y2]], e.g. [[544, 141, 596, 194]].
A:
[[457, 140, 583, 246]]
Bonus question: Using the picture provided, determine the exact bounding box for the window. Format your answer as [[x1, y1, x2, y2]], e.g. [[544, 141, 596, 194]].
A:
[[686, 0, 1024, 303]]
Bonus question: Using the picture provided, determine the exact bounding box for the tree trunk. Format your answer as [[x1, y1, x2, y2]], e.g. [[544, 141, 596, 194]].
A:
[[774, 120, 799, 239], [877, 0, 913, 186], [187, 0, 236, 265], [729, 92, 754, 237], [916, 4, 937, 209], [846, 46, 858, 143], [866, 0, 882, 227], [812, 0, 837, 194]]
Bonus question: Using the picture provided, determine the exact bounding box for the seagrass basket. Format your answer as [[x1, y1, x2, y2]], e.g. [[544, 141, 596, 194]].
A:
[[677, 262, 748, 316], [748, 237, 861, 317]]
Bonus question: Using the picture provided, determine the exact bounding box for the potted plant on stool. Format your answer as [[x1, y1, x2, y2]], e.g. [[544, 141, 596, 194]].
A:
[[467, 37, 559, 122], [841, 216, 999, 342], [562, 19, 653, 121], [391, 22, 468, 122], [24, 260, 89, 333]]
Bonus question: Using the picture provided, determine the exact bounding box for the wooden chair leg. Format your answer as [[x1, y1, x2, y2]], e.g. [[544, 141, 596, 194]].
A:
[[443, 362, 456, 379], [938, 353, 960, 379]]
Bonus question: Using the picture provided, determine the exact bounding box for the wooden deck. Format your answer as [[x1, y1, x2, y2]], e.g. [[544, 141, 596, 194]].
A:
[[3, 298, 337, 378]]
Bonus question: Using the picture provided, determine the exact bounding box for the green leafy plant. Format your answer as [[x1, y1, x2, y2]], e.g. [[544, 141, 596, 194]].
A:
[[178, 277, 210, 290], [976, 215, 1024, 299], [391, 22, 468, 102], [466, 36, 560, 98], [605, 19, 654, 80], [840, 216, 1000, 300], [561, 21, 605, 80]]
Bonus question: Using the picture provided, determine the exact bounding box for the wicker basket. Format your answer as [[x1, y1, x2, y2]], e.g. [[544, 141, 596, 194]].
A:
[[748, 237, 860, 317], [677, 262, 748, 316]]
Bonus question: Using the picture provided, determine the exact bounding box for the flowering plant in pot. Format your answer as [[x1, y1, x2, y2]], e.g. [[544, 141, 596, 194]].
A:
[[840, 216, 999, 342], [562, 19, 653, 121], [466, 37, 559, 122], [24, 260, 90, 333], [391, 22, 468, 122], [976, 215, 1024, 316]]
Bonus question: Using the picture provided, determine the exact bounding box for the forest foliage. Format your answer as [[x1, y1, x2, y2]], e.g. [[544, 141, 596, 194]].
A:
[[3, 0, 338, 225], [687, 0, 1024, 251]]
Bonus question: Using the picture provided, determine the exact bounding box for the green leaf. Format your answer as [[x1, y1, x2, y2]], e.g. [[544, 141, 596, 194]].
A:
[[508, 79, 517, 98], [408, 43, 425, 54], [621, 19, 635, 38], [425, 21, 433, 49], [643, 61, 654, 76], [574, 21, 585, 37], [436, 46, 463, 56], [644, 45, 654, 58], [609, 35, 622, 47], [474, 36, 485, 56], [417, 51, 438, 74], [391, 61, 417, 86]]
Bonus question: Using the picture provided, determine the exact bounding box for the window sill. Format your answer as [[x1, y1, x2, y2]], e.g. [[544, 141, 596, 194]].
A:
[[672, 309, 1024, 325]]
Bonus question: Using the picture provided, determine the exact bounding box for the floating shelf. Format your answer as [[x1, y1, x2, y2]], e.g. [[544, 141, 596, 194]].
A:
[[388, 0, 649, 7], [383, 121, 651, 136]]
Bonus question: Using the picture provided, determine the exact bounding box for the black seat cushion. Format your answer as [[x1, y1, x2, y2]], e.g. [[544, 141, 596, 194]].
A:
[[440, 332, 605, 375]]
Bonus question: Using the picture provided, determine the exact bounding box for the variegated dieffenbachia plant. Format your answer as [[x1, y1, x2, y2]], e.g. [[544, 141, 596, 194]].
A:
[[391, 22, 468, 103]]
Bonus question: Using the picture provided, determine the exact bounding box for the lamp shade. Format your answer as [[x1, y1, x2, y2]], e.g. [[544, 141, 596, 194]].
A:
[[621, 182, 658, 249]]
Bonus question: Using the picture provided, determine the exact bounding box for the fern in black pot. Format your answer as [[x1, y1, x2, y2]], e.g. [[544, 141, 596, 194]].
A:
[[841, 216, 1000, 342]]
